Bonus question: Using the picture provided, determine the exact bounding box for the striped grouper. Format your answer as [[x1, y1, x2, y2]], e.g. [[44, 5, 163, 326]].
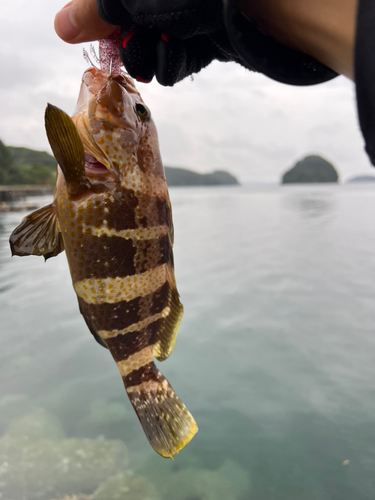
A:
[[9, 36, 197, 459]]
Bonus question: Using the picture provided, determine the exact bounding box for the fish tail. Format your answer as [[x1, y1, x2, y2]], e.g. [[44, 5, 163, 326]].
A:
[[126, 371, 198, 459], [117, 346, 197, 459]]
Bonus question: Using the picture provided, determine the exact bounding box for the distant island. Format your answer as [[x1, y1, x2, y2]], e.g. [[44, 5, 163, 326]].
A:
[[282, 155, 339, 184], [164, 166, 239, 186], [0, 140, 239, 188], [346, 175, 375, 183]]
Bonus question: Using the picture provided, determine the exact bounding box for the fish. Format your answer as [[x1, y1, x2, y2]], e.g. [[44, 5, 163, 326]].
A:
[[9, 35, 197, 459]]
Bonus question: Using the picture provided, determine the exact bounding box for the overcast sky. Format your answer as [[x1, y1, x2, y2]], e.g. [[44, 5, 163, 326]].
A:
[[1, 0, 373, 183]]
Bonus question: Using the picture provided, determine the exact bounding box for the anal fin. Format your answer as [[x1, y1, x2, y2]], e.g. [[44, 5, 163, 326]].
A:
[[9, 203, 64, 261]]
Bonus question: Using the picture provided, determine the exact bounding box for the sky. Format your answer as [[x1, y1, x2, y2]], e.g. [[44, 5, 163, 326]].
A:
[[0, 0, 373, 184]]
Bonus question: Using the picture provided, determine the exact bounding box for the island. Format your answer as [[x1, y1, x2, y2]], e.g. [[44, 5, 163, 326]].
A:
[[0, 139, 239, 188], [282, 155, 339, 184], [346, 175, 375, 183], [164, 166, 239, 186]]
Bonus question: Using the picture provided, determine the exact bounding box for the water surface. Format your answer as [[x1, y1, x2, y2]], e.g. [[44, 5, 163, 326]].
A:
[[1, 184, 375, 499]]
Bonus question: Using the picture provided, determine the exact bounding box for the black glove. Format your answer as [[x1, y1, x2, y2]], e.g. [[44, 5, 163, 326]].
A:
[[96, 0, 245, 86], [96, 0, 338, 87], [355, 0, 375, 165]]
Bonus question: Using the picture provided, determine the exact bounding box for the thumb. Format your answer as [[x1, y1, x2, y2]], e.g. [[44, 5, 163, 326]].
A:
[[54, 0, 118, 44]]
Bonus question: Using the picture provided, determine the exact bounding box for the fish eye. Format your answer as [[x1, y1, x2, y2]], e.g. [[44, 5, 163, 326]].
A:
[[135, 103, 149, 121]]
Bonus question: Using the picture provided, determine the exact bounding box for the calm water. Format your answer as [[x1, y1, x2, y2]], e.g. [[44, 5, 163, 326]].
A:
[[1, 184, 375, 499]]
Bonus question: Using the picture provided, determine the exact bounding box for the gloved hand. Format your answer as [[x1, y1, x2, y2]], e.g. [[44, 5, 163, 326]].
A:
[[96, 0, 244, 86]]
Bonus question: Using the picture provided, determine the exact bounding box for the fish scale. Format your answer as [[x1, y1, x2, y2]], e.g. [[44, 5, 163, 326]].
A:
[[9, 35, 197, 459]]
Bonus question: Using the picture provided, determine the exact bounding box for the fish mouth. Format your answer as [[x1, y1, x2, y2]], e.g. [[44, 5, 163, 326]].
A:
[[84, 153, 113, 178]]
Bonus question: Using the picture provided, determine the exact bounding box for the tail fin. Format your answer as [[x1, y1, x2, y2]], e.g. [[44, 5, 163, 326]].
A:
[[124, 365, 198, 459]]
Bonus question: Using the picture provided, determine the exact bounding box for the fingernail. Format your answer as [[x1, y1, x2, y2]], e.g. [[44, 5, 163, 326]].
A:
[[54, 3, 80, 42], [161, 33, 169, 42]]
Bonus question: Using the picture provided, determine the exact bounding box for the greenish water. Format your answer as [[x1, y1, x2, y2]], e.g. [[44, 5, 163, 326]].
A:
[[1, 184, 375, 499]]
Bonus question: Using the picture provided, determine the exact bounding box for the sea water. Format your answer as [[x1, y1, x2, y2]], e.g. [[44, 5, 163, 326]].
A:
[[1, 184, 375, 500]]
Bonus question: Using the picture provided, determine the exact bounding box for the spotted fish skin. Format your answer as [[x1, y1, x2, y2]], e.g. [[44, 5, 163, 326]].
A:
[[9, 66, 197, 459]]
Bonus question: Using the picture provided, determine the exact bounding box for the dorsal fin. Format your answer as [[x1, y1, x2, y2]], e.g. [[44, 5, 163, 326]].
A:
[[45, 103, 91, 196]]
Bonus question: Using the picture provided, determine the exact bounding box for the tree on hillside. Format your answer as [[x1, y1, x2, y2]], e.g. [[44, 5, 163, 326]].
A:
[[0, 140, 56, 186], [0, 140, 15, 184]]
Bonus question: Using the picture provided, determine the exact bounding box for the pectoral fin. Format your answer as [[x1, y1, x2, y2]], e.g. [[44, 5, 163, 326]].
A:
[[9, 204, 64, 261], [45, 103, 91, 197]]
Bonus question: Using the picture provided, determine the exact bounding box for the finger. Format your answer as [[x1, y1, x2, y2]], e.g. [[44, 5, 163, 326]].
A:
[[54, 0, 118, 44]]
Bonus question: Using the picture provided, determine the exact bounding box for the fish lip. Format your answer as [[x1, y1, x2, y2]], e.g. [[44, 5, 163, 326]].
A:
[[84, 153, 116, 181], [85, 166, 116, 180]]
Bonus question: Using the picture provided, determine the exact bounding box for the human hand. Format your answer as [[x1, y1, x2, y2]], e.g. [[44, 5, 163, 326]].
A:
[[95, 0, 242, 86], [55, 0, 242, 86], [54, 0, 118, 44]]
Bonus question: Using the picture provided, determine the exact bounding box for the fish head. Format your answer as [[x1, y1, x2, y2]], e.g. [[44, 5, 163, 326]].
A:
[[72, 67, 164, 188]]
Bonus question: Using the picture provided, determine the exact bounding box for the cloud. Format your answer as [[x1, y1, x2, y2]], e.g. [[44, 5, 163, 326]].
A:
[[0, 0, 372, 183]]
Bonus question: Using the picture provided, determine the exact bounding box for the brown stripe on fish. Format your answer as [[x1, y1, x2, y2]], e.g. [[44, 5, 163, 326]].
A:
[[104, 320, 162, 362], [133, 234, 171, 274], [67, 235, 137, 281], [60, 188, 139, 231], [123, 361, 163, 387], [84, 226, 171, 275], [134, 193, 171, 227], [68, 231, 170, 282], [148, 281, 170, 315], [78, 296, 142, 332]]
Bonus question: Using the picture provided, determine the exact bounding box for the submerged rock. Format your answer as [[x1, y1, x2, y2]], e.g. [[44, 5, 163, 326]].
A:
[[51, 496, 93, 500], [0, 410, 129, 500], [163, 460, 249, 500], [0, 394, 37, 433], [139, 458, 249, 500], [89, 398, 131, 426], [6, 408, 65, 440], [92, 472, 161, 500]]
